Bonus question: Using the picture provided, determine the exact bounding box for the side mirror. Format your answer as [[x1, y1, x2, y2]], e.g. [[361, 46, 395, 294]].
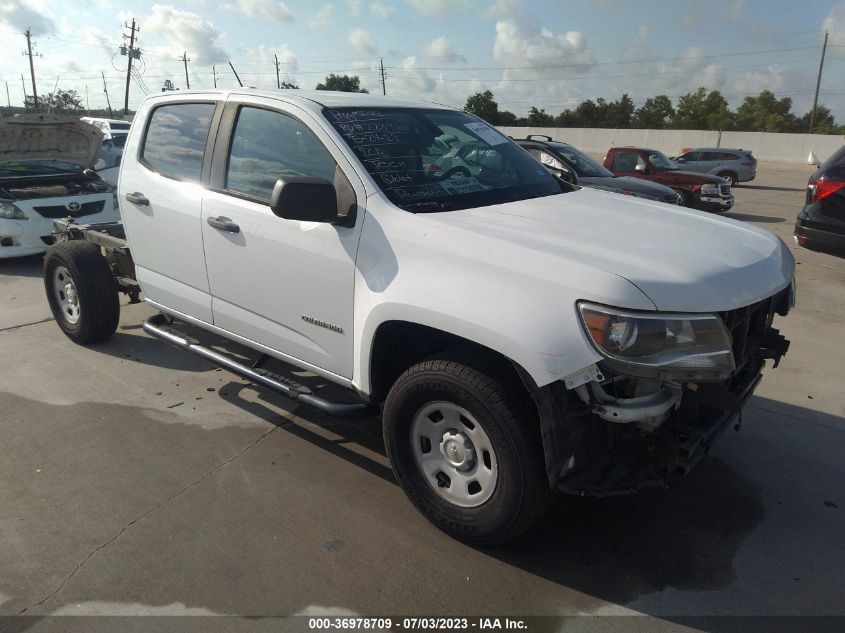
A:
[[634, 163, 648, 173], [270, 177, 338, 223], [550, 166, 577, 185]]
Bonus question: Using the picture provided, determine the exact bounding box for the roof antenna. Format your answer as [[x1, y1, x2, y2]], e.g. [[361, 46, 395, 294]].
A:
[[228, 61, 243, 87]]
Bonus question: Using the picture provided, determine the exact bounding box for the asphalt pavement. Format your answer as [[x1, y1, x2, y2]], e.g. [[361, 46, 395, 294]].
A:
[[0, 161, 843, 627]]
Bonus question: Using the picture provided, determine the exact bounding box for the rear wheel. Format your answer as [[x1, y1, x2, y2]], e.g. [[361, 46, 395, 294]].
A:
[[44, 241, 120, 344], [717, 171, 737, 186], [382, 355, 552, 545]]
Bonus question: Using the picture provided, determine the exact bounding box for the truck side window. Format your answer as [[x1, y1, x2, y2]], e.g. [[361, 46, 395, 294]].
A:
[[140, 102, 216, 182], [226, 107, 337, 202], [612, 151, 639, 172]]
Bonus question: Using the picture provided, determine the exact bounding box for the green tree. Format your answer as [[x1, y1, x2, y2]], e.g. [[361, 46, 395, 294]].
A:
[[672, 87, 733, 130], [497, 110, 518, 125], [605, 93, 635, 128], [799, 105, 842, 134], [315, 74, 368, 93], [572, 98, 609, 127], [633, 95, 675, 128], [280, 81, 299, 89], [527, 106, 554, 126], [735, 90, 794, 132], [40, 89, 84, 113], [464, 90, 500, 124], [554, 109, 578, 127]]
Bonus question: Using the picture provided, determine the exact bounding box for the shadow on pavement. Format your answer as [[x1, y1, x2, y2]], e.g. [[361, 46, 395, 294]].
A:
[[0, 254, 43, 278], [737, 184, 804, 193], [725, 212, 786, 223]]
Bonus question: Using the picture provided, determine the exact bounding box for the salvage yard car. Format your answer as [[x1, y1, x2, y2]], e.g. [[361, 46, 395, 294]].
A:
[[672, 147, 757, 186], [795, 143, 845, 257], [42, 90, 795, 545], [604, 146, 735, 212], [0, 114, 119, 258], [514, 135, 683, 204]]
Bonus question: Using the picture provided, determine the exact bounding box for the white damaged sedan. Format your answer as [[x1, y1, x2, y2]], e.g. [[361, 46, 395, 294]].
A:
[[0, 114, 119, 258]]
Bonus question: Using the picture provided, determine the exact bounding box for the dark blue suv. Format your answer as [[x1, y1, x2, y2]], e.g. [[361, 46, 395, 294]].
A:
[[795, 145, 845, 257]]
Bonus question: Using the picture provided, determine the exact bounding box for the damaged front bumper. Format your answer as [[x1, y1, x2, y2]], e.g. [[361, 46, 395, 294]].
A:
[[524, 289, 792, 497]]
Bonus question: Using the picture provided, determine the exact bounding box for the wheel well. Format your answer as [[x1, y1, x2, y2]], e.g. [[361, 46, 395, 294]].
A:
[[368, 321, 525, 404], [718, 170, 737, 180]]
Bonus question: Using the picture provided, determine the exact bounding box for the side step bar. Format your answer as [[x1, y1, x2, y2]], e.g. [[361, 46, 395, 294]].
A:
[[143, 313, 377, 419]]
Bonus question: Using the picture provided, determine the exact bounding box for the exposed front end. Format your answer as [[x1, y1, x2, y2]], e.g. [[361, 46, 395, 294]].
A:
[[533, 283, 794, 496]]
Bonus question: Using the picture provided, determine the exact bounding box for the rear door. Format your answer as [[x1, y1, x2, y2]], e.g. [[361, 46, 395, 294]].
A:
[[200, 96, 364, 379], [695, 151, 723, 174], [119, 97, 221, 322]]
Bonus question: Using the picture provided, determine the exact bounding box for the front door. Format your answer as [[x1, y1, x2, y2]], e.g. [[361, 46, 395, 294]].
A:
[[200, 98, 364, 379]]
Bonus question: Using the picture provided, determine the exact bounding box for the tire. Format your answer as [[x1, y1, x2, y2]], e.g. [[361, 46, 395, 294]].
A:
[[673, 188, 692, 207], [717, 171, 737, 186], [382, 355, 552, 545], [44, 241, 120, 344]]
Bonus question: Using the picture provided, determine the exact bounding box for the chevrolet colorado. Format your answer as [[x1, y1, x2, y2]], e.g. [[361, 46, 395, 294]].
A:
[[43, 90, 794, 545]]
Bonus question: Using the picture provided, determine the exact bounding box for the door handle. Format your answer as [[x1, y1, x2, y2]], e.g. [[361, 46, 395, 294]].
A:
[[125, 192, 149, 206], [207, 216, 240, 233]]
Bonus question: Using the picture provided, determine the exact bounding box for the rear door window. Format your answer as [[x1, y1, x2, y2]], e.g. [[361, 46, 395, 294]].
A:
[[699, 151, 722, 161], [140, 102, 216, 181], [611, 151, 641, 171]]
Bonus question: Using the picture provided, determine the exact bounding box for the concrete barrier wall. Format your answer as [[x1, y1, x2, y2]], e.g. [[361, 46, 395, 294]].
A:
[[498, 126, 845, 164]]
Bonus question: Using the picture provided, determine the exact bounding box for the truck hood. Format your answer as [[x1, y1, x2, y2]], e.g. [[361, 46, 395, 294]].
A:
[[580, 175, 676, 198], [0, 114, 103, 169], [429, 187, 794, 312], [664, 169, 727, 184]]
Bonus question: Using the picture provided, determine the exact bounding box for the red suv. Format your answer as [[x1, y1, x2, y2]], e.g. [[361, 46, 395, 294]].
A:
[[603, 147, 735, 213]]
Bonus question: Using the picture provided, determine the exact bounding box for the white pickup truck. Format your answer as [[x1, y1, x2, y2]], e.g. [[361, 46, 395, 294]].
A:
[[43, 90, 795, 545]]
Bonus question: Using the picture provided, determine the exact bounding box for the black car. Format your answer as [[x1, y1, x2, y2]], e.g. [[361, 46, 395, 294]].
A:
[[795, 145, 845, 257], [515, 136, 682, 205]]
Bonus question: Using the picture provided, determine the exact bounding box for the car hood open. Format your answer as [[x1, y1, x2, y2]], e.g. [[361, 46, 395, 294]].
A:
[[0, 113, 103, 169], [428, 187, 794, 312]]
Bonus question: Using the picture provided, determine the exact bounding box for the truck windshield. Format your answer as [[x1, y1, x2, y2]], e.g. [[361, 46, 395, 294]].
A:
[[324, 107, 565, 212], [648, 151, 678, 171]]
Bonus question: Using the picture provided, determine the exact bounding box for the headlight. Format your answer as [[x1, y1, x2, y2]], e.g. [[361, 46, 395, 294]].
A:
[[578, 302, 735, 381], [0, 201, 28, 220], [700, 184, 720, 195]]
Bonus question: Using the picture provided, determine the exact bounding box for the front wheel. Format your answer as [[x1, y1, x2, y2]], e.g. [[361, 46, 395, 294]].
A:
[[44, 241, 120, 344], [382, 356, 552, 545]]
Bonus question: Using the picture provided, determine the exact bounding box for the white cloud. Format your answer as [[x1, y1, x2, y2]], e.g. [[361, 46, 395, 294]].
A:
[[0, 0, 55, 35], [369, 2, 394, 20], [222, 0, 294, 23], [145, 4, 229, 64], [405, 0, 469, 17], [309, 3, 334, 28], [823, 2, 845, 53], [347, 0, 361, 15], [420, 36, 465, 63], [348, 28, 375, 55], [493, 17, 596, 78]]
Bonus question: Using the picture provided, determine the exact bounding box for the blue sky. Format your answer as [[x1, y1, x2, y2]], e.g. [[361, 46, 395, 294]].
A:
[[1, 0, 844, 120]]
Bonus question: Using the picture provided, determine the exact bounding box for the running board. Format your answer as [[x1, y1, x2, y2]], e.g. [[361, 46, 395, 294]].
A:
[[143, 313, 377, 419]]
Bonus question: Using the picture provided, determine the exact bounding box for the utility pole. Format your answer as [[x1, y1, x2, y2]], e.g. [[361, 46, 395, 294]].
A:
[[23, 29, 40, 108], [809, 31, 828, 134], [101, 71, 113, 117], [228, 61, 243, 87], [181, 51, 191, 89], [5, 82, 10, 107], [379, 58, 386, 96], [274, 54, 280, 89], [123, 18, 139, 115], [20, 74, 26, 106], [212, 65, 218, 88]]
